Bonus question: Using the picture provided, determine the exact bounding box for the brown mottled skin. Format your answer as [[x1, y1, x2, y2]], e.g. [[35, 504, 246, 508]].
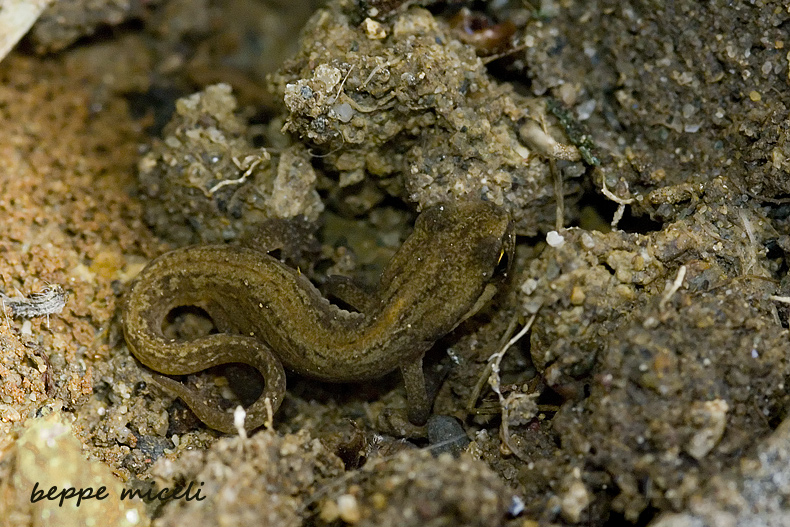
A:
[[122, 201, 514, 433]]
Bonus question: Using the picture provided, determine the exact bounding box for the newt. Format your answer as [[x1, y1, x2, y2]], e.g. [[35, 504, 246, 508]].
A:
[[122, 201, 514, 433]]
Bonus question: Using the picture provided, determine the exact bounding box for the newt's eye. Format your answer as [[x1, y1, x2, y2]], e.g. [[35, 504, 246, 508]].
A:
[[493, 246, 510, 279]]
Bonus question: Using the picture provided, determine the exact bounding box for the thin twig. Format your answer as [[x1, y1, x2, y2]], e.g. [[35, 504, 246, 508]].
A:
[[487, 313, 538, 461], [540, 113, 565, 231], [659, 265, 687, 309], [600, 177, 634, 229], [233, 406, 248, 440], [466, 312, 519, 413], [332, 64, 354, 102], [208, 157, 263, 195], [488, 314, 537, 400]]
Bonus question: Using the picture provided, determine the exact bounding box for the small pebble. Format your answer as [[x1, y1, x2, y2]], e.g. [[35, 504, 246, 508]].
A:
[[570, 286, 586, 305], [546, 231, 565, 248], [426, 415, 470, 458], [334, 102, 354, 123], [337, 494, 361, 523], [507, 495, 525, 517]]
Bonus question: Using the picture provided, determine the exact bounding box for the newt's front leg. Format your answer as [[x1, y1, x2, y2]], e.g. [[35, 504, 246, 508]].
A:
[[401, 356, 430, 425], [326, 276, 433, 424]]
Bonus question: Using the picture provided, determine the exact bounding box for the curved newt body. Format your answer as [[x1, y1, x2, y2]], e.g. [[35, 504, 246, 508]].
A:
[[122, 201, 513, 433]]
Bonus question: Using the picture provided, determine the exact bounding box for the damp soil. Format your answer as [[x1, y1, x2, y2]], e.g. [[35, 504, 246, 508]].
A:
[[2, 1, 790, 526]]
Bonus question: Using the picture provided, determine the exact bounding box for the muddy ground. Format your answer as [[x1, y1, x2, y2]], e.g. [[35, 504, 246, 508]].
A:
[[1, 1, 790, 526]]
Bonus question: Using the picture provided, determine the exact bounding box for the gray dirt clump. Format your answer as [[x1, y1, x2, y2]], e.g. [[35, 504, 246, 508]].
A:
[[312, 449, 515, 527], [268, 1, 585, 233], [504, 178, 790, 522], [512, 1, 790, 220], [30, 0, 160, 53], [652, 416, 790, 527], [150, 429, 345, 527], [137, 83, 323, 245]]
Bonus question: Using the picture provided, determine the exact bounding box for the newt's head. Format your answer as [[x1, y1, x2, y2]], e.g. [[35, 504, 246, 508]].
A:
[[380, 200, 514, 340], [417, 199, 514, 283]]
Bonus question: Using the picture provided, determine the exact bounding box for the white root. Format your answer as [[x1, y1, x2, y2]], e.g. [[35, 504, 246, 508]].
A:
[[659, 265, 687, 310]]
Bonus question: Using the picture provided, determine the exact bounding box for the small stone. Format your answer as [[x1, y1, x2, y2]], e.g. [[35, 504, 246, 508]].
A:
[[580, 232, 595, 249], [371, 492, 387, 510], [320, 499, 340, 523], [520, 278, 538, 295], [686, 399, 729, 460], [334, 102, 354, 123], [363, 18, 387, 40], [314, 64, 342, 91], [560, 479, 591, 523], [546, 231, 565, 247], [337, 494, 361, 523], [426, 415, 470, 457], [570, 286, 586, 305]]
